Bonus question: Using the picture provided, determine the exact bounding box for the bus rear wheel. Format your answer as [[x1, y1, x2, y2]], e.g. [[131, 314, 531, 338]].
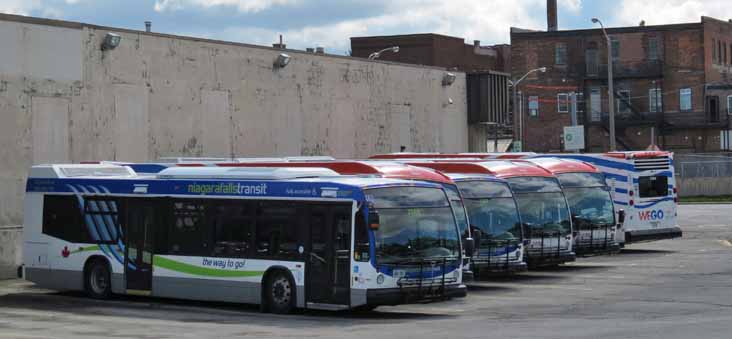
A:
[[266, 271, 294, 314], [84, 259, 111, 299]]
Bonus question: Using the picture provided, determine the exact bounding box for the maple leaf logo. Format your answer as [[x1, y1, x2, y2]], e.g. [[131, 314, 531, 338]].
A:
[[61, 246, 70, 258]]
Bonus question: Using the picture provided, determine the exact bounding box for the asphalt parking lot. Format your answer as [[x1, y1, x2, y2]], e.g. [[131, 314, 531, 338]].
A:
[[1, 204, 731, 339]]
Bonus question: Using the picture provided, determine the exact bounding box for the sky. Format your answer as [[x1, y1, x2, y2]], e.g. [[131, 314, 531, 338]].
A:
[[2, 0, 732, 55]]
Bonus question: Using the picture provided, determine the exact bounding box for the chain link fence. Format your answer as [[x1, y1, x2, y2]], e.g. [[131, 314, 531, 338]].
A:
[[676, 153, 732, 178]]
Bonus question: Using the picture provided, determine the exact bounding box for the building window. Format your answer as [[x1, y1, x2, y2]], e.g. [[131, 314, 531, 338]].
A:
[[617, 90, 631, 113], [649, 88, 663, 113], [528, 96, 539, 117], [555, 43, 567, 65], [576, 92, 585, 113], [648, 37, 659, 61], [719, 40, 723, 64], [680, 88, 692, 111], [728, 95, 732, 114], [590, 88, 602, 122], [611, 38, 620, 61], [725, 42, 728, 65], [557, 93, 569, 113], [713, 39, 717, 63]]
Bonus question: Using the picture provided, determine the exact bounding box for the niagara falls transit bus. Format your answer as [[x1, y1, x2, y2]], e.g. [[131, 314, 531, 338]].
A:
[[400, 161, 575, 268], [22, 164, 467, 313], [400, 165, 527, 276], [121, 159, 477, 279], [371, 151, 681, 246], [521, 158, 622, 256]]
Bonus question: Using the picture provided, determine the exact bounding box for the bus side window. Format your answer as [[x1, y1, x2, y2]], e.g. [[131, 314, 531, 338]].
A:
[[211, 201, 253, 258], [255, 202, 299, 259], [42, 195, 89, 243], [169, 200, 208, 256], [354, 210, 370, 262]]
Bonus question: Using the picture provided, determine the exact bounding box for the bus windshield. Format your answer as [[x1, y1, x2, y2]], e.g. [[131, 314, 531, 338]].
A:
[[366, 187, 460, 264], [457, 181, 521, 242], [557, 172, 615, 226], [506, 177, 571, 236]]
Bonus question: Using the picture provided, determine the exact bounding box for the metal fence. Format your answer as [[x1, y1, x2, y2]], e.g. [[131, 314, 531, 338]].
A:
[[676, 153, 732, 178]]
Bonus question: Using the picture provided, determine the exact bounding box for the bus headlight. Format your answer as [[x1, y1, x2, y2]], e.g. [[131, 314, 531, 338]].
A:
[[376, 273, 385, 285]]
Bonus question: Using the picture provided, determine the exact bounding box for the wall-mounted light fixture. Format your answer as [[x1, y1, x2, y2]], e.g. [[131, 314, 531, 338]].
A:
[[274, 53, 291, 69], [101, 33, 121, 51], [442, 72, 457, 86]]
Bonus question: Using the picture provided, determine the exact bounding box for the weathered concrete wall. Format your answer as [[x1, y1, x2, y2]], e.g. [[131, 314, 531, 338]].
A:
[[0, 226, 22, 279], [677, 177, 732, 197], [0, 16, 469, 235]]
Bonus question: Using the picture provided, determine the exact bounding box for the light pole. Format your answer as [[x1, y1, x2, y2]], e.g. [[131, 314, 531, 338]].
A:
[[368, 46, 400, 60], [510, 67, 547, 151], [592, 17, 616, 151]]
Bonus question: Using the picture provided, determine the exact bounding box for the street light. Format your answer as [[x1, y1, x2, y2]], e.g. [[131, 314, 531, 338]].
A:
[[509, 67, 547, 151], [368, 46, 399, 60], [592, 17, 616, 151]]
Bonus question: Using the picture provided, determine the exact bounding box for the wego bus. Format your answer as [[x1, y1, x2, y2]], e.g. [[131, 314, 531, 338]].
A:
[[392, 160, 576, 268], [22, 164, 467, 313]]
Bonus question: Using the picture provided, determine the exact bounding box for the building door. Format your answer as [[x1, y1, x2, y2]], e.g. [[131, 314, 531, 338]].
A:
[[306, 204, 351, 307], [124, 199, 157, 295], [708, 96, 720, 122], [590, 88, 602, 122]]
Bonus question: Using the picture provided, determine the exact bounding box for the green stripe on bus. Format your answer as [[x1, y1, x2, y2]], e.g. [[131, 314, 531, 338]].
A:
[[153, 256, 264, 278], [71, 245, 100, 254]]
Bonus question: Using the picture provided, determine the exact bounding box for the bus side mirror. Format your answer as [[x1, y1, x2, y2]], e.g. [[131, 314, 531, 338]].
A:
[[464, 238, 475, 257], [618, 209, 626, 224], [368, 211, 380, 231]]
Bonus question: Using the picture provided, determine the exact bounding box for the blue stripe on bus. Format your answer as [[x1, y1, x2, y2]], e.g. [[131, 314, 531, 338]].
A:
[[615, 188, 628, 194], [537, 155, 635, 171], [604, 173, 629, 183], [635, 197, 674, 209], [613, 201, 629, 206]]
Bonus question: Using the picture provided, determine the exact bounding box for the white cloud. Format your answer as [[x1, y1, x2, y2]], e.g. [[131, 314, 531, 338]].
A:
[[614, 0, 732, 26], [154, 0, 301, 13], [560, 0, 583, 14], [0, 0, 43, 15]]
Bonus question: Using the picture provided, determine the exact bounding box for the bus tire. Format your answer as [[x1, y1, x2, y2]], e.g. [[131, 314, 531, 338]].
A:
[[84, 258, 112, 300], [264, 270, 295, 314]]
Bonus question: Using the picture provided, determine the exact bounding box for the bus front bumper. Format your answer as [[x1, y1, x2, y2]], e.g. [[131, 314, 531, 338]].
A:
[[526, 251, 576, 268], [366, 284, 467, 306], [574, 243, 622, 257], [625, 227, 682, 244], [471, 259, 528, 274]]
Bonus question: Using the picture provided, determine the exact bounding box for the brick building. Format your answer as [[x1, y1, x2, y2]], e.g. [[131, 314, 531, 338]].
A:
[[511, 16, 732, 153], [350, 34, 513, 152], [350, 33, 510, 72]]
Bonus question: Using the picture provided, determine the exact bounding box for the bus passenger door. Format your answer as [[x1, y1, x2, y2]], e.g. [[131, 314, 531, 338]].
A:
[[306, 204, 351, 308], [124, 199, 156, 295]]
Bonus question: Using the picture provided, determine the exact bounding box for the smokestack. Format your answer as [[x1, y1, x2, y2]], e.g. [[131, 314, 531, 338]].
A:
[[547, 0, 558, 31], [316, 47, 325, 54], [474, 40, 481, 47], [145, 21, 151, 32]]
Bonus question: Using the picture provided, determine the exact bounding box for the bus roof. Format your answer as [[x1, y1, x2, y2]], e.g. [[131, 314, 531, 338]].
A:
[[27, 164, 447, 193], [404, 161, 554, 179], [369, 153, 483, 160], [215, 160, 456, 185], [520, 158, 600, 174]]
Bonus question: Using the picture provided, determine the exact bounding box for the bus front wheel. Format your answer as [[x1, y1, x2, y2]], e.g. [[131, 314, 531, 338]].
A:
[[84, 259, 111, 299], [265, 271, 294, 314]]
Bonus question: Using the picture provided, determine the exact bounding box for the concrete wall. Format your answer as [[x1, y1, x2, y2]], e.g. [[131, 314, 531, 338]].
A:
[[0, 15, 469, 273], [0, 227, 22, 279], [677, 177, 732, 197]]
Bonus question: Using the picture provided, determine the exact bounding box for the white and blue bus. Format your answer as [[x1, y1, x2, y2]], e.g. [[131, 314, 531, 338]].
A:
[[22, 164, 467, 313]]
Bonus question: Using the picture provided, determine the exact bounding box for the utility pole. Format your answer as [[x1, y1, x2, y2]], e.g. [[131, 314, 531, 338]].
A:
[[593, 18, 616, 151]]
